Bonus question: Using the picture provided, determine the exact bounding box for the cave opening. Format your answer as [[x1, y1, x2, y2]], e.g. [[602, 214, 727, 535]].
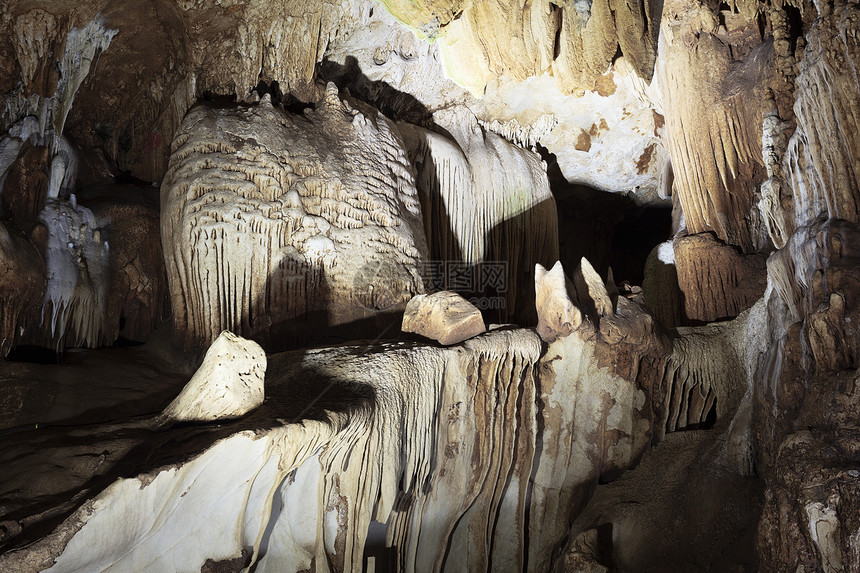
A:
[[609, 204, 672, 286], [538, 144, 672, 286]]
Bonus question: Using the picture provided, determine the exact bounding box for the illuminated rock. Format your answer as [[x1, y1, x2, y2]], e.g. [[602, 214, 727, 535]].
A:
[[401, 291, 485, 345]]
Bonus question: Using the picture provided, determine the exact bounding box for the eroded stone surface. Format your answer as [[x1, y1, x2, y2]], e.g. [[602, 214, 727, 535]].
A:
[[535, 261, 582, 343], [673, 233, 767, 323], [161, 87, 428, 349], [0, 220, 45, 357], [401, 291, 485, 345], [162, 331, 266, 423]]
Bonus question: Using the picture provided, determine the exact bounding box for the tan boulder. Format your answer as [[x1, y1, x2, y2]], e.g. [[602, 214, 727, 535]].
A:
[[402, 291, 485, 345]]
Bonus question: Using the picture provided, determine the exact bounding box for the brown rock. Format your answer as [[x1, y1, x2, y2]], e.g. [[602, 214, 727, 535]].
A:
[[0, 221, 46, 357], [674, 233, 766, 323], [656, 0, 772, 252], [402, 291, 485, 345], [642, 242, 682, 329], [1, 144, 50, 230], [79, 185, 168, 344]]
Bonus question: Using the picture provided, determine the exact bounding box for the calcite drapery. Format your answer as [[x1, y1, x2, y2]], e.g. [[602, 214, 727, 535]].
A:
[[0, 263, 680, 571], [655, 0, 773, 252], [400, 120, 559, 323], [161, 86, 428, 349]]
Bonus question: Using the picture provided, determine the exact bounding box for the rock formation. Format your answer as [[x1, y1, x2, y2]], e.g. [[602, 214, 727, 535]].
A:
[[0, 220, 45, 357], [161, 86, 428, 349], [0, 261, 677, 571], [401, 291, 486, 345], [673, 232, 767, 323], [0, 0, 858, 569], [161, 331, 267, 422], [400, 118, 559, 323]]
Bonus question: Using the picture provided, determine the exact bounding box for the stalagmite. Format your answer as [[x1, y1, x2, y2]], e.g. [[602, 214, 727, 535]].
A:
[[162, 331, 267, 423], [573, 256, 614, 319], [535, 261, 582, 343]]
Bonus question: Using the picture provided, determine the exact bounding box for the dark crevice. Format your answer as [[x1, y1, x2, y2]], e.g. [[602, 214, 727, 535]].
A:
[[552, 5, 563, 60], [784, 5, 804, 55], [611, 43, 624, 65], [200, 91, 237, 104], [318, 56, 432, 126], [5, 345, 61, 364]]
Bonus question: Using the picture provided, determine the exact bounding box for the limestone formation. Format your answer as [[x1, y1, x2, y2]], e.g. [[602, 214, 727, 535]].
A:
[[0, 221, 45, 357], [80, 187, 168, 344], [401, 291, 485, 345], [0, 285, 678, 571], [1, 144, 49, 228], [322, 14, 669, 203], [642, 241, 682, 329], [573, 256, 615, 319], [400, 118, 558, 323], [535, 261, 582, 343], [162, 331, 267, 423], [784, 1, 860, 231], [39, 195, 110, 349], [380, 0, 658, 95], [161, 86, 428, 349], [673, 233, 767, 323], [655, 0, 774, 252], [0, 0, 859, 569]]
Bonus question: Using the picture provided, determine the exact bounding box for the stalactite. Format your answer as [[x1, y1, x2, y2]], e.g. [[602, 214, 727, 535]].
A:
[[399, 121, 559, 323], [38, 196, 110, 350], [784, 1, 860, 229], [656, 0, 772, 252]]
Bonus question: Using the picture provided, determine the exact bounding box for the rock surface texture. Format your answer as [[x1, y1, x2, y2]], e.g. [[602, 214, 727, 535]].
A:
[[161, 86, 428, 349], [401, 291, 486, 345], [0, 0, 859, 569], [161, 331, 267, 423], [0, 275, 677, 571]]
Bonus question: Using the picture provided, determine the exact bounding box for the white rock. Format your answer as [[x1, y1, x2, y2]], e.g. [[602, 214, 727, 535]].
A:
[[162, 331, 267, 422]]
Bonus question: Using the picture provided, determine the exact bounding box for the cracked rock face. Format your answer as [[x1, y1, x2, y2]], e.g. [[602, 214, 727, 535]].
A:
[[161, 87, 428, 349]]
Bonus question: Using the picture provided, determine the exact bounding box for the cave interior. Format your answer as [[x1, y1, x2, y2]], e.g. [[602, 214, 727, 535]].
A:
[[0, 0, 859, 571]]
